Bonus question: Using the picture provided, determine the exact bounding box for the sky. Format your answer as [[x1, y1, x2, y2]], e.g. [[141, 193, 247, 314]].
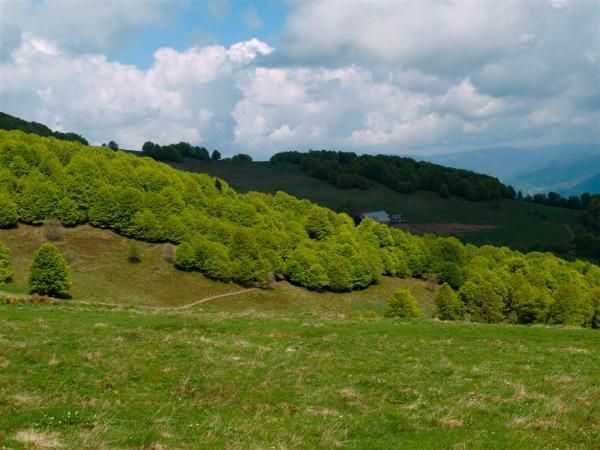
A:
[[0, 0, 598, 159]]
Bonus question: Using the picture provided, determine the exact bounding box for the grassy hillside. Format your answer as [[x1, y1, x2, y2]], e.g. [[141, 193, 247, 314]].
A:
[[1, 301, 598, 449], [0, 223, 434, 313], [168, 159, 583, 250]]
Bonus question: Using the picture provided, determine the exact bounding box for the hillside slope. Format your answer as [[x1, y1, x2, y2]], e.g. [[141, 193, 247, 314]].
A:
[[167, 159, 583, 251], [0, 223, 434, 313], [1, 130, 598, 328]]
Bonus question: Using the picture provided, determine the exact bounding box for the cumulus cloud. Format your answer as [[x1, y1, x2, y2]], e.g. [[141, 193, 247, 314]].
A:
[[0, 0, 175, 53], [0, 0, 597, 158]]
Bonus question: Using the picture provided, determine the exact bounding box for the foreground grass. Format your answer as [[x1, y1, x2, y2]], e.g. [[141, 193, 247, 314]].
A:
[[168, 160, 583, 250], [1, 303, 598, 449]]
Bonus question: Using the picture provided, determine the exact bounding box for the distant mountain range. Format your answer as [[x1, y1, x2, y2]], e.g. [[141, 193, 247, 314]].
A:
[[417, 144, 600, 195]]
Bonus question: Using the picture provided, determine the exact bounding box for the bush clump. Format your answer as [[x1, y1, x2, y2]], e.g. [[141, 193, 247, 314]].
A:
[[385, 289, 422, 319]]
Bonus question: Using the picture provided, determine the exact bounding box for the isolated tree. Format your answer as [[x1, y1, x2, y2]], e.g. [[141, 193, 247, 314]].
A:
[[0, 193, 18, 228], [231, 153, 252, 162], [0, 241, 13, 283], [29, 243, 71, 297], [108, 140, 119, 151], [385, 289, 422, 319], [435, 283, 463, 320], [211, 150, 222, 161]]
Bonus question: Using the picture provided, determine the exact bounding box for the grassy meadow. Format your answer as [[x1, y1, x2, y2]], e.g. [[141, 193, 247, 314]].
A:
[[0, 302, 598, 449], [0, 224, 434, 312], [1, 223, 599, 449], [166, 159, 584, 251]]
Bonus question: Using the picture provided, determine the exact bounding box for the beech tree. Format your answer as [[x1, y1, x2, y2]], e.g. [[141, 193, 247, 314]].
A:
[[435, 283, 463, 320], [0, 193, 17, 227], [385, 289, 422, 319], [29, 243, 71, 297]]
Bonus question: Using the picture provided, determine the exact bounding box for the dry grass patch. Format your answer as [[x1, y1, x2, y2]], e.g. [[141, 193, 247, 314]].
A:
[[15, 429, 63, 449], [306, 406, 339, 417], [439, 417, 464, 428]]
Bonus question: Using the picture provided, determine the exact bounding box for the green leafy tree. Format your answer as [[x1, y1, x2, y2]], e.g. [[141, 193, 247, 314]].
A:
[[0, 241, 13, 283], [435, 283, 464, 320], [29, 243, 71, 296], [459, 281, 504, 323], [128, 209, 162, 242], [174, 242, 196, 271], [0, 193, 18, 227], [211, 150, 221, 161], [385, 289, 422, 319], [551, 283, 593, 326], [508, 276, 553, 324], [305, 207, 333, 240], [56, 197, 85, 227]]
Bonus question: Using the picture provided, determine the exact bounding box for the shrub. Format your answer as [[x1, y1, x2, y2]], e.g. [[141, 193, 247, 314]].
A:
[[29, 243, 71, 297], [385, 289, 422, 319], [45, 218, 63, 242], [0, 241, 13, 283], [435, 283, 463, 320], [127, 242, 141, 263]]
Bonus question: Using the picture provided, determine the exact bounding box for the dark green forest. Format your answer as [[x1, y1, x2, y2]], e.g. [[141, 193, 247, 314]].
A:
[[0, 130, 599, 327], [271, 150, 517, 201], [0, 112, 88, 145]]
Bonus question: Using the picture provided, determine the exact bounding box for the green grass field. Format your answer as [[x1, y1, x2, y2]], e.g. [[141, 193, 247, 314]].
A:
[[168, 159, 584, 250], [1, 302, 598, 449], [1, 224, 599, 449]]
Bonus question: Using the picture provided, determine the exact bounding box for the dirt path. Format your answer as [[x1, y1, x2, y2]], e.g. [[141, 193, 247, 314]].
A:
[[174, 288, 258, 310]]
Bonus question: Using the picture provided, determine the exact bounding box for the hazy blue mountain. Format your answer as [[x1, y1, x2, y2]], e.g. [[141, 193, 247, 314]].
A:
[[560, 173, 600, 196], [508, 152, 599, 194], [415, 143, 599, 194]]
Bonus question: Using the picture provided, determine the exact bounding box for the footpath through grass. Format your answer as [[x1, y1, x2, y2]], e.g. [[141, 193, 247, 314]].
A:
[[0, 302, 598, 449]]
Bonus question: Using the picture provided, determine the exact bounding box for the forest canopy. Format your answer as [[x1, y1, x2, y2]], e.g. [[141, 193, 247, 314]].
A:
[[271, 150, 517, 201], [0, 130, 599, 327]]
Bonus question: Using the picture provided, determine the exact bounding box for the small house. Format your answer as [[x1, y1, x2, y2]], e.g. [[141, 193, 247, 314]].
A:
[[358, 210, 391, 225]]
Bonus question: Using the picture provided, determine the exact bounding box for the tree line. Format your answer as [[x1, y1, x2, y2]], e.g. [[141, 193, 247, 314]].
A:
[[0, 112, 88, 146], [0, 130, 598, 327], [271, 150, 516, 201]]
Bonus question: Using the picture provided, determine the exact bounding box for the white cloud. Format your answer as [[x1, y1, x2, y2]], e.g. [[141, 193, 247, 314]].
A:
[[0, 1, 597, 159], [0, 0, 174, 53]]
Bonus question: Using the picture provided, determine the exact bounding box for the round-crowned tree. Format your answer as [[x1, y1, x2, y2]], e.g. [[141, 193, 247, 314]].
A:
[[385, 289, 422, 319], [434, 283, 464, 320], [29, 243, 72, 297], [0, 241, 13, 283], [0, 193, 18, 228]]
